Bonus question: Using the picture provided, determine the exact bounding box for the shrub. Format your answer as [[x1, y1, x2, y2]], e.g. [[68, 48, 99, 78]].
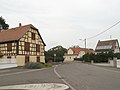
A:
[[24, 62, 41, 69], [114, 53, 120, 59], [44, 63, 52, 67], [74, 58, 83, 61], [24, 62, 52, 69]]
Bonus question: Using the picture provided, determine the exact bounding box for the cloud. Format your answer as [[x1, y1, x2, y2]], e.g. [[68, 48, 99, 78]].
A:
[[0, 0, 120, 50]]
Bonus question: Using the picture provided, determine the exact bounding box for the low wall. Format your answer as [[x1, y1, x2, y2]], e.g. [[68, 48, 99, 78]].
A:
[[116, 60, 120, 68], [0, 64, 17, 69], [0, 59, 16, 64]]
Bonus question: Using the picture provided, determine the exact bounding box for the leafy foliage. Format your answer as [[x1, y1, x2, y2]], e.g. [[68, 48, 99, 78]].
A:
[[114, 53, 120, 59], [24, 62, 52, 69], [0, 16, 9, 30], [45, 45, 67, 62], [24, 62, 41, 69], [78, 51, 120, 63]]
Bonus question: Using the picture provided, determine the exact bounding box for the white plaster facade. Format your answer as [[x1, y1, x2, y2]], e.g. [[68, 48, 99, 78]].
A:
[[64, 48, 87, 62]]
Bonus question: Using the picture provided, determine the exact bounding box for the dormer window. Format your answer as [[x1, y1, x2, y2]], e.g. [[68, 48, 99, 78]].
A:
[[32, 33, 35, 40]]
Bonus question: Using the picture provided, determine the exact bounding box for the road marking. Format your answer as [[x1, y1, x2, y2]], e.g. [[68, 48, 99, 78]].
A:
[[0, 83, 69, 90], [54, 65, 76, 90], [0, 68, 47, 77]]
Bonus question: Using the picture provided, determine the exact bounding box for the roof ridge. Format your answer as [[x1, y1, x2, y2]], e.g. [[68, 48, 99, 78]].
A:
[[9, 24, 32, 30], [99, 39, 118, 42]]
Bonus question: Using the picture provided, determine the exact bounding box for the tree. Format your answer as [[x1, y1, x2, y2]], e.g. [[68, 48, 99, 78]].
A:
[[0, 16, 9, 30], [70, 45, 80, 48], [45, 45, 67, 63]]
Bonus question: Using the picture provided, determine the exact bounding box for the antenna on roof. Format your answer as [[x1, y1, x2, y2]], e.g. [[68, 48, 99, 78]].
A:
[[19, 23, 22, 27]]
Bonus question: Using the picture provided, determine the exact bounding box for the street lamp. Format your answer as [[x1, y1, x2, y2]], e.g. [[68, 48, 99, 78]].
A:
[[54, 54, 56, 62], [79, 39, 87, 49]]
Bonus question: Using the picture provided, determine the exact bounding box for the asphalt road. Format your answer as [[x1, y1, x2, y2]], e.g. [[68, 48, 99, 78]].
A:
[[0, 62, 120, 90], [56, 62, 120, 90], [0, 67, 63, 86]]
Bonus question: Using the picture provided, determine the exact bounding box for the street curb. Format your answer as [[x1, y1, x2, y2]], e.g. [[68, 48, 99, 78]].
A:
[[54, 65, 76, 90]]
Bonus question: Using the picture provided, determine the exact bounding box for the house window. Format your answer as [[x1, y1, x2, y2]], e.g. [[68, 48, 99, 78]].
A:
[[7, 43, 12, 51], [25, 42, 30, 51], [36, 44, 40, 52], [32, 33, 35, 40]]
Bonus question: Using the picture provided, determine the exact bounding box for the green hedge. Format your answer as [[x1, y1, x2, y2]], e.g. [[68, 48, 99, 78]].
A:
[[77, 52, 120, 63]]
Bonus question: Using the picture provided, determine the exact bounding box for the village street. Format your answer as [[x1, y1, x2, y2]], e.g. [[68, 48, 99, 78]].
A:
[[0, 62, 120, 90]]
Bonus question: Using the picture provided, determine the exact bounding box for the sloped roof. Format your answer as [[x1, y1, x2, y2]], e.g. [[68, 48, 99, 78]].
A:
[[96, 39, 119, 50], [71, 47, 94, 55], [0, 24, 46, 46], [71, 48, 83, 55], [97, 39, 118, 46]]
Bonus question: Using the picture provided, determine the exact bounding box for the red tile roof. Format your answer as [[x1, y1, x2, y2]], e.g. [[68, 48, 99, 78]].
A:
[[0, 24, 46, 45], [70, 47, 94, 55], [71, 48, 85, 55]]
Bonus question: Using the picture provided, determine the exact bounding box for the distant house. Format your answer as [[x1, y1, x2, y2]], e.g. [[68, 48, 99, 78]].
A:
[[0, 24, 46, 66], [95, 39, 120, 54], [64, 47, 94, 62]]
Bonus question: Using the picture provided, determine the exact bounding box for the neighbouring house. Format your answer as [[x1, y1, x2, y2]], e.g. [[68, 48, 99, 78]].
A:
[[95, 39, 120, 54], [0, 24, 46, 66], [64, 47, 94, 62]]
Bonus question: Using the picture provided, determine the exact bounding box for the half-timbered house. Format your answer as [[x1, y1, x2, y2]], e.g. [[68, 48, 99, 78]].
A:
[[0, 24, 46, 66]]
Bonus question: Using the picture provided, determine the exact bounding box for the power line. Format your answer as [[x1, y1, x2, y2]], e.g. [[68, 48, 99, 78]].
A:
[[87, 20, 120, 40]]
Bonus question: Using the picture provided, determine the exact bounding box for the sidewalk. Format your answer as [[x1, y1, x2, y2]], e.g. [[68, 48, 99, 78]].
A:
[[93, 63, 110, 66], [0, 64, 17, 69]]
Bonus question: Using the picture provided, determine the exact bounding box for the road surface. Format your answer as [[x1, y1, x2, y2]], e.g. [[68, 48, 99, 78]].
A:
[[55, 62, 120, 90], [0, 62, 120, 90]]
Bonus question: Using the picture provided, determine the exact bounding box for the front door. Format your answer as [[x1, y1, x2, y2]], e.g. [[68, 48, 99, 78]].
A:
[[37, 56, 40, 62], [25, 55, 29, 63]]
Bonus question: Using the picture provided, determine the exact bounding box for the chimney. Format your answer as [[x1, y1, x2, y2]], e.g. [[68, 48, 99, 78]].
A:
[[19, 23, 22, 27]]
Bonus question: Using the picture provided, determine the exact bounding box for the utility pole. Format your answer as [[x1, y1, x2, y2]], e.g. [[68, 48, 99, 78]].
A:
[[84, 39, 87, 54], [79, 38, 87, 51], [79, 38, 87, 62]]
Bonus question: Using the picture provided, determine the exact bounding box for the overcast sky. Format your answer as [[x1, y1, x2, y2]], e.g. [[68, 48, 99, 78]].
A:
[[0, 0, 120, 50]]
